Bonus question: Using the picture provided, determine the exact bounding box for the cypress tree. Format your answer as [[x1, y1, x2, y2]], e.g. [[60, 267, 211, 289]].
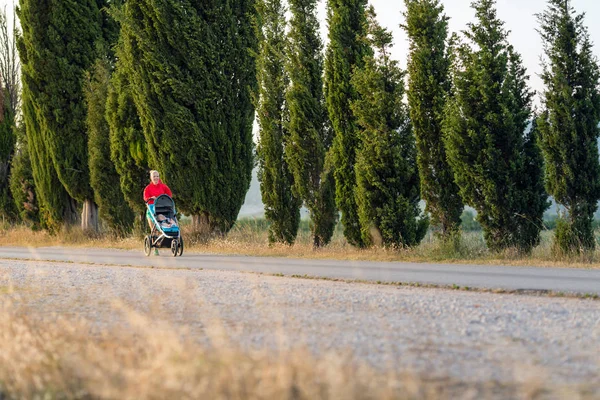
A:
[[285, 0, 337, 247], [443, 0, 548, 253], [0, 94, 16, 220], [254, 0, 301, 244], [351, 8, 428, 248], [118, 0, 257, 234], [85, 57, 135, 235], [324, 0, 371, 247], [106, 53, 149, 226], [9, 123, 40, 227], [403, 0, 462, 240], [516, 116, 549, 250], [17, 0, 76, 231], [17, 0, 110, 231], [220, 0, 259, 233], [21, 90, 75, 232], [537, 0, 600, 253]]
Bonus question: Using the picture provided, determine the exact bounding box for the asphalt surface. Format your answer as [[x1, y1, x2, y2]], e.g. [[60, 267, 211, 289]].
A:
[[0, 246, 599, 295]]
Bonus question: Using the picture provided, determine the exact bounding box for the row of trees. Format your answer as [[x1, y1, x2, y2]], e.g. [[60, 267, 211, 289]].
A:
[[9, 0, 257, 235], [0, 0, 598, 254], [255, 0, 427, 249], [254, 0, 600, 253]]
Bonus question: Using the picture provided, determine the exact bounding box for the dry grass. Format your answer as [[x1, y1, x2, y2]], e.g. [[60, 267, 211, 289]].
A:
[[0, 298, 594, 400], [2, 221, 600, 269]]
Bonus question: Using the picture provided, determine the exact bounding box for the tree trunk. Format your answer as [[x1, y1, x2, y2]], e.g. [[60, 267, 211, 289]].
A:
[[81, 199, 98, 232], [63, 196, 79, 226], [192, 212, 210, 236], [191, 211, 225, 240], [134, 211, 147, 236]]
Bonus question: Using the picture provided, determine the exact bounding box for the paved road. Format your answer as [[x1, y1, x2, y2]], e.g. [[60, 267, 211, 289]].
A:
[[1, 246, 599, 295]]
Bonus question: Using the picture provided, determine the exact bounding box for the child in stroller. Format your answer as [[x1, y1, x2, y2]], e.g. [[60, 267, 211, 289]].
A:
[[157, 213, 177, 228]]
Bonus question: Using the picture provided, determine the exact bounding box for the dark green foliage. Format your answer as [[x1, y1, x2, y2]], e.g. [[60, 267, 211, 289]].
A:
[[537, 0, 600, 253], [285, 0, 337, 247], [0, 102, 16, 220], [118, 0, 257, 234], [351, 9, 428, 248], [17, 0, 76, 228], [85, 57, 134, 235], [403, 0, 462, 240], [16, 0, 107, 204], [443, 0, 548, 253], [254, 0, 301, 244], [514, 118, 550, 250], [20, 91, 76, 233], [9, 123, 39, 226], [324, 0, 371, 247], [106, 54, 148, 218]]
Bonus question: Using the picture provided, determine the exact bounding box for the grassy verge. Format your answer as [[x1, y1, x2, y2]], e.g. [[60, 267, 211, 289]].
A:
[[2, 219, 600, 269], [0, 300, 594, 400]]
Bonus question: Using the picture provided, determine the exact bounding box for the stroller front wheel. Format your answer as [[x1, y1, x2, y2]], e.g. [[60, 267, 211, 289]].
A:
[[171, 239, 179, 257], [178, 237, 184, 256], [144, 235, 152, 257]]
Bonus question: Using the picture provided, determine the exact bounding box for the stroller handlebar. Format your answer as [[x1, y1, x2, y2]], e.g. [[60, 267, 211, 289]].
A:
[[146, 194, 173, 204]]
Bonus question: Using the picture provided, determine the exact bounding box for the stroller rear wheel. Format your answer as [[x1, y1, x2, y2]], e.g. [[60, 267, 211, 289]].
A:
[[144, 235, 152, 257]]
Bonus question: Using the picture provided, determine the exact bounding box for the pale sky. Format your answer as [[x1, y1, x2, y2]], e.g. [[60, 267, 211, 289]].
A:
[[3, 0, 599, 105]]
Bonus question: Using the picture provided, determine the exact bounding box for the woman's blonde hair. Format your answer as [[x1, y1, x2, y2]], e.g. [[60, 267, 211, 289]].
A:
[[150, 170, 160, 178]]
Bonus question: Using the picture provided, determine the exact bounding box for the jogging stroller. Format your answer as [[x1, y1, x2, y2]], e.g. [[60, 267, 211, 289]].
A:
[[144, 194, 184, 257]]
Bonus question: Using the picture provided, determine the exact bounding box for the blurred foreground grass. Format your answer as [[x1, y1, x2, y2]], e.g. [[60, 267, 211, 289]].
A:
[[1, 217, 600, 268], [0, 299, 594, 400]]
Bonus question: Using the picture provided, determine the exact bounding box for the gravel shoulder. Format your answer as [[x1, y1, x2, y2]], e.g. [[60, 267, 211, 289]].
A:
[[1, 259, 599, 393]]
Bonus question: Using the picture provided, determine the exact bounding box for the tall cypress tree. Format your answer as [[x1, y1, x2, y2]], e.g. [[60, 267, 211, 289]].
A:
[[324, 0, 371, 248], [285, 0, 337, 248], [220, 0, 259, 233], [9, 122, 40, 227], [537, 0, 600, 252], [403, 0, 462, 240], [17, 0, 109, 231], [443, 0, 548, 253], [17, 2, 76, 231], [254, 0, 301, 244], [20, 90, 75, 232], [118, 0, 257, 234], [85, 57, 135, 235], [106, 50, 149, 226], [351, 8, 428, 248], [0, 93, 16, 220]]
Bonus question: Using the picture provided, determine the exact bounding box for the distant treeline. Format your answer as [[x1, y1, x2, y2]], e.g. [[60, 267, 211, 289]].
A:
[[0, 0, 598, 255]]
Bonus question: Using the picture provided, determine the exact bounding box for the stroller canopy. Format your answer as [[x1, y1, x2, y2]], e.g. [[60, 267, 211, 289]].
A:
[[154, 195, 176, 219]]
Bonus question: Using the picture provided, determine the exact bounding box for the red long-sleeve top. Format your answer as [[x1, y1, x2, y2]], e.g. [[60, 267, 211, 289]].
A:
[[143, 180, 172, 205]]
